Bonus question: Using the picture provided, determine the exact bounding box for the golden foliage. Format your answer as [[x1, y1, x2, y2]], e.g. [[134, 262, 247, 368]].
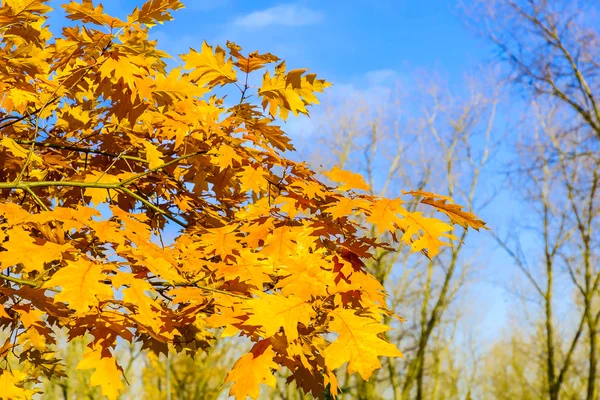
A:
[[0, 1, 483, 399]]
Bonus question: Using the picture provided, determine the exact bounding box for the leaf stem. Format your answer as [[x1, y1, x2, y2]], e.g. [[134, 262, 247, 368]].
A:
[[0, 273, 38, 288]]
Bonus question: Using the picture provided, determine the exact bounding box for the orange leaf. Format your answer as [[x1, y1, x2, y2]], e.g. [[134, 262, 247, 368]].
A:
[[225, 341, 278, 400], [244, 292, 315, 341], [323, 308, 403, 380], [76, 345, 124, 400], [202, 225, 239, 259], [1, 226, 67, 273], [181, 41, 237, 87], [324, 166, 370, 192], [0, 369, 37, 399], [42, 259, 113, 314], [365, 198, 404, 234], [421, 197, 487, 230]]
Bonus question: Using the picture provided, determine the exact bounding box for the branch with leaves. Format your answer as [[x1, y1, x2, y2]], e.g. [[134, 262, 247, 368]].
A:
[[0, 2, 484, 400]]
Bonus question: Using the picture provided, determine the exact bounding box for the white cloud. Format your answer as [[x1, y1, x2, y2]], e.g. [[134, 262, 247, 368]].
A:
[[320, 69, 405, 110], [365, 69, 400, 86], [280, 68, 405, 146], [233, 4, 323, 29]]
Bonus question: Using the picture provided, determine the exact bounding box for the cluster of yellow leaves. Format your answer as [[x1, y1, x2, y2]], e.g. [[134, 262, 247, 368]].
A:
[[0, 1, 485, 399]]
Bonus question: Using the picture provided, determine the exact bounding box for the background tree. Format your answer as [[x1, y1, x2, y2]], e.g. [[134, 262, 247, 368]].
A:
[[467, 1, 600, 399], [140, 337, 241, 400], [304, 71, 498, 399]]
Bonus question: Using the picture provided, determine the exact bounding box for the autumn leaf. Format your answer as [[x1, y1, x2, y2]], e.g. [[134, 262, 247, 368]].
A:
[[83, 171, 119, 205], [323, 308, 403, 380], [0, 226, 67, 273], [238, 165, 268, 194], [4, 0, 52, 15], [112, 272, 163, 333], [209, 144, 242, 170], [143, 141, 164, 169], [365, 198, 405, 234], [181, 41, 237, 87], [155, 67, 209, 104], [405, 191, 488, 230], [202, 225, 240, 259], [1, 137, 43, 165], [244, 292, 315, 341], [396, 209, 456, 257], [0, 369, 37, 399], [262, 225, 312, 261], [324, 166, 370, 192], [128, 0, 184, 26], [325, 196, 369, 219], [76, 345, 125, 400], [63, 0, 125, 28], [42, 259, 113, 314], [258, 61, 330, 121], [227, 41, 280, 73], [225, 341, 279, 400]]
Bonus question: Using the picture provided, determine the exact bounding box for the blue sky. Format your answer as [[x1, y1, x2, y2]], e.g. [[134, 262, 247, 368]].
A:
[[49, 1, 491, 88], [46, 0, 517, 343], [144, 0, 489, 81]]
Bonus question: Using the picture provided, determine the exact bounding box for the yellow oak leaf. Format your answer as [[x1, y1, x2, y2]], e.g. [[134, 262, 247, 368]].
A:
[[76, 345, 124, 400], [365, 198, 405, 234], [403, 189, 452, 202], [415, 195, 488, 231], [396, 209, 456, 257], [216, 249, 271, 288], [42, 259, 113, 314], [10, 0, 52, 14], [202, 225, 239, 259], [258, 61, 330, 121], [274, 196, 300, 219], [152, 67, 208, 105], [276, 253, 335, 300], [128, 0, 184, 26], [98, 54, 144, 87], [227, 42, 280, 73], [261, 225, 297, 261], [203, 305, 246, 338], [14, 307, 44, 329], [240, 219, 274, 248], [143, 141, 164, 169], [181, 41, 237, 87], [236, 197, 272, 221], [19, 326, 47, 350], [63, 0, 126, 27], [324, 166, 370, 192], [1, 137, 43, 165], [260, 69, 307, 120], [289, 179, 327, 199], [1, 226, 67, 273], [112, 272, 162, 333], [210, 144, 242, 170], [238, 165, 268, 194], [323, 308, 403, 380], [5, 88, 38, 113], [0, 369, 37, 399], [225, 341, 278, 400], [244, 292, 315, 341], [131, 246, 182, 283], [325, 196, 369, 219]]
